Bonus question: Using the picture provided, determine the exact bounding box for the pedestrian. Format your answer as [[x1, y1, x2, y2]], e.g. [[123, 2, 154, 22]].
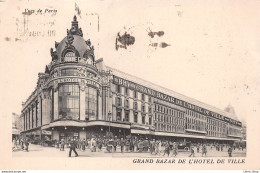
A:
[[130, 137, 134, 152], [81, 138, 86, 151], [24, 139, 29, 152], [125, 138, 130, 152], [60, 138, 65, 151], [189, 146, 195, 157], [56, 140, 59, 149], [21, 138, 24, 150], [221, 144, 223, 151], [163, 141, 170, 157], [202, 144, 207, 157], [120, 138, 125, 153], [172, 142, 178, 157], [68, 139, 78, 157], [97, 138, 102, 152], [197, 144, 200, 153], [107, 138, 114, 152], [150, 139, 155, 154], [113, 136, 118, 152], [228, 146, 232, 157]]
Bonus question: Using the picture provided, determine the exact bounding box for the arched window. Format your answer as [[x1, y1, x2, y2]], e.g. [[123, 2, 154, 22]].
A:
[[65, 51, 75, 57]]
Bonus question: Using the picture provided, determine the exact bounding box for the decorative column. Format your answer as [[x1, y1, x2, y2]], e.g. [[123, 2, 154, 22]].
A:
[[37, 97, 41, 126], [98, 89, 102, 120], [79, 80, 86, 121], [41, 90, 51, 125], [53, 82, 59, 120]]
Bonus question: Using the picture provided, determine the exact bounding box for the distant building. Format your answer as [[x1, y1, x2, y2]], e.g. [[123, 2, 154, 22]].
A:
[[18, 16, 242, 144], [12, 113, 21, 139]]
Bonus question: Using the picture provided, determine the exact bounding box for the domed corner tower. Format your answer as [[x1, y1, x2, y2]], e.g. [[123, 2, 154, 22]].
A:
[[42, 16, 113, 137]]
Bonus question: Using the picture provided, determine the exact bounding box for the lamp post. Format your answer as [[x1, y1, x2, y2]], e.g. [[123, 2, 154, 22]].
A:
[[108, 111, 112, 137]]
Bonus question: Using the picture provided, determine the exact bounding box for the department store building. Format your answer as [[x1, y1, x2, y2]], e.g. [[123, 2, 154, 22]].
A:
[[19, 16, 242, 143]]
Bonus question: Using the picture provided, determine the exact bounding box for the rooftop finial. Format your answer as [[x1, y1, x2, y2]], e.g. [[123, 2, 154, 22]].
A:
[[67, 15, 83, 37]]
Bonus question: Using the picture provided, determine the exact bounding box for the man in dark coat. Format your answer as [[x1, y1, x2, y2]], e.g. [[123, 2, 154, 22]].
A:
[[120, 138, 125, 153], [69, 139, 78, 157], [228, 145, 233, 157], [113, 136, 118, 152]]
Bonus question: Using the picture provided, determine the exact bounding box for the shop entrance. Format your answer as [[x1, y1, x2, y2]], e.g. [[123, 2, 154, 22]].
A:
[[60, 131, 79, 142]]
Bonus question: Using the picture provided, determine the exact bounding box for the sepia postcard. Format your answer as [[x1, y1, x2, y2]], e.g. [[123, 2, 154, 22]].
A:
[[0, 0, 260, 170]]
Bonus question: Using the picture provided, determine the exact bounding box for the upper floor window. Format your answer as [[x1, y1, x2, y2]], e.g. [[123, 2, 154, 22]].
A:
[[141, 93, 145, 101], [142, 114, 145, 124], [125, 99, 129, 108], [141, 104, 145, 112], [125, 88, 129, 96], [148, 96, 152, 103], [65, 51, 75, 57], [149, 116, 152, 125], [148, 106, 152, 113], [133, 102, 138, 110], [116, 109, 122, 121], [125, 111, 129, 122], [115, 85, 121, 93], [61, 68, 78, 76], [134, 112, 138, 123], [134, 91, 138, 99], [116, 97, 122, 106]]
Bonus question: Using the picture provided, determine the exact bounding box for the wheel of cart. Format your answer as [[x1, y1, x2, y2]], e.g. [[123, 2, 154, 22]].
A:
[[184, 147, 189, 151]]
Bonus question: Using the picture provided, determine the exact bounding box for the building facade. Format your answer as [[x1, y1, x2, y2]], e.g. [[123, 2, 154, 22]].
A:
[[19, 16, 242, 144]]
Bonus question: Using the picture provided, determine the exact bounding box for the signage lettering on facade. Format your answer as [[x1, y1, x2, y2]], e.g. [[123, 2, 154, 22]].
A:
[[57, 78, 100, 88], [113, 76, 242, 127]]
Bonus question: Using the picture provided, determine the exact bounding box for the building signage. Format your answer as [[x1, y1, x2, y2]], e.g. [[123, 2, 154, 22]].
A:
[[62, 56, 90, 64], [56, 78, 100, 88], [113, 76, 242, 127]]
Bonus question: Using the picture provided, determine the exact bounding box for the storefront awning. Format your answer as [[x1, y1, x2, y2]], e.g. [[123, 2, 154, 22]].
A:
[[185, 129, 207, 134], [12, 128, 20, 135], [154, 131, 240, 141], [41, 120, 131, 130], [131, 129, 154, 135]]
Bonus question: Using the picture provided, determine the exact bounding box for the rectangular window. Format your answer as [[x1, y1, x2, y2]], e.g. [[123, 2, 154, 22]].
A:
[[61, 68, 78, 76], [148, 106, 152, 113], [116, 97, 121, 106], [116, 85, 121, 93], [142, 115, 145, 124], [142, 93, 145, 101], [134, 112, 138, 123], [141, 104, 145, 112], [133, 102, 138, 110], [116, 109, 121, 121], [149, 116, 152, 125], [148, 96, 152, 102], [84, 87, 97, 120], [125, 99, 129, 108], [125, 88, 129, 96], [134, 91, 138, 98], [125, 111, 129, 122]]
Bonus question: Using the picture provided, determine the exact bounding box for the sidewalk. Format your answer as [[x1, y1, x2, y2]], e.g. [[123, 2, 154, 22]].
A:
[[12, 144, 246, 158]]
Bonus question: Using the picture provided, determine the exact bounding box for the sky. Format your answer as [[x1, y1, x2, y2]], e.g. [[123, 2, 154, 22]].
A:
[[1, 0, 260, 125]]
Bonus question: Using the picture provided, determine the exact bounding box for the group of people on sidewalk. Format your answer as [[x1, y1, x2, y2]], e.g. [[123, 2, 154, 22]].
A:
[[12, 137, 30, 152], [52, 135, 240, 157], [13, 135, 243, 158]]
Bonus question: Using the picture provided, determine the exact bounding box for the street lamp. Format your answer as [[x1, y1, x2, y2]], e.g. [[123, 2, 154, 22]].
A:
[[108, 111, 112, 137]]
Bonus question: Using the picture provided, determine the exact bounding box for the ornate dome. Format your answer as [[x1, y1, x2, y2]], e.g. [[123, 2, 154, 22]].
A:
[[50, 16, 95, 65]]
